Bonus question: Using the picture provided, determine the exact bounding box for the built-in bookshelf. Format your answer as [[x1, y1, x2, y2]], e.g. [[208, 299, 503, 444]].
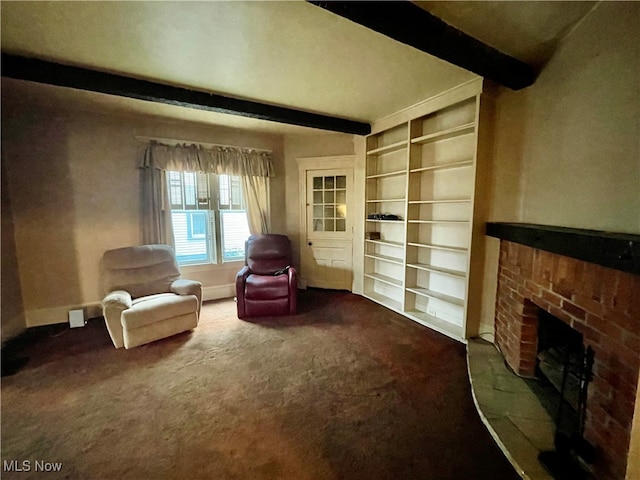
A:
[[363, 91, 481, 341], [363, 123, 408, 311]]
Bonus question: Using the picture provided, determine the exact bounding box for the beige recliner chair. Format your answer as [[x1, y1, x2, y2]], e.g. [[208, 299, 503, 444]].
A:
[[101, 244, 202, 349]]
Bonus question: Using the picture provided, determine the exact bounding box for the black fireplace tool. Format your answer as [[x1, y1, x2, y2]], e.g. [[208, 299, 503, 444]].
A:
[[538, 345, 595, 479]]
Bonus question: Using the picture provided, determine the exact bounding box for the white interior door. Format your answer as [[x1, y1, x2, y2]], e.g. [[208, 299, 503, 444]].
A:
[[301, 167, 354, 290]]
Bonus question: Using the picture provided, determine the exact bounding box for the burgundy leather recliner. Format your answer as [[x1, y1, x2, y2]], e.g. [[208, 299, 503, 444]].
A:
[[235, 234, 297, 319]]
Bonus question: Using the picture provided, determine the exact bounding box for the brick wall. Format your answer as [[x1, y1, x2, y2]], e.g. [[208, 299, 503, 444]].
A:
[[495, 240, 640, 480]]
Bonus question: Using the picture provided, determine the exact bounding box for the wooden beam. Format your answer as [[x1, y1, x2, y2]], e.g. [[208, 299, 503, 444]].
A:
[[1, 53, 371, 135], [310, 1, 535, 90]]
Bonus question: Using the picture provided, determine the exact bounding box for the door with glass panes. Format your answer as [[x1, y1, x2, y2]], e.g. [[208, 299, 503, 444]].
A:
[[304, 168, 353, 290]]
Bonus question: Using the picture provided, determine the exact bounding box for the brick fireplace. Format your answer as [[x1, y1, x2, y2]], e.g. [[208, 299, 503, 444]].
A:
[[487, 223, 639, 480]]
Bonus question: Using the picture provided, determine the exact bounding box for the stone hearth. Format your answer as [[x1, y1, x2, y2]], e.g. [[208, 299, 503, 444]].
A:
[[487, 223, 640, 480]]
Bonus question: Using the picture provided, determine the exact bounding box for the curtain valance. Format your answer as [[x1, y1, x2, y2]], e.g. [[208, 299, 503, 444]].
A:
[[141, 142, 274, 177]]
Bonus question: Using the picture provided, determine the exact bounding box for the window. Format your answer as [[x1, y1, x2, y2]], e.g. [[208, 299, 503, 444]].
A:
[[167, 171, 251, 265], [312, 175, 347, 232]]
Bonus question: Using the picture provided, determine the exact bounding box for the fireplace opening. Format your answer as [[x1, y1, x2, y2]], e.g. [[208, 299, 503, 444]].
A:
[[534, 310, 596, 479], [536, 310, 584, 421]]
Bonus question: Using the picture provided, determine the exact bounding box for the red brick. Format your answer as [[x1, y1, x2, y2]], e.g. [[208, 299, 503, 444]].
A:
[[560, 299, 586, 320], [497, 280, 514, 296], [519, 337, 537, 350], [532, 249, 553, 284], [551, 254, 580, 299], [614, 313, 640, 337], [505, 296, 524, 315], [581, 263, 607, 302], [499, 243, 508, 261], [573, 322, 603, 346], [622, 331, 640, 353], [596, 365, 625, 391], [610, 270, 634, 315], [506, 243, 519, 267], [548, 305, 572, 325], [573, 260, 586, 290], [505, 356, 519, 374], [520, 332, 538, 344], [609, 399, 637, 426], [523, 279, 542, 297], [588, 402, 611, 426], [629, 275, 640, 313], [588, 313, 624, 343], [529, 293, 542, 305], [571, 292, 607, 318], [518, 358, 536, 377], [599, 266, 621, 310], [509, 289, 525, 303], [612, 379, 639, 407], [541, 289, 562, 307], [517, 245, 534, 276], [599, 418, 631, 458], [590, 343, 612, 365], [583, 426, 603, 456], [597, 344, 638, 386]]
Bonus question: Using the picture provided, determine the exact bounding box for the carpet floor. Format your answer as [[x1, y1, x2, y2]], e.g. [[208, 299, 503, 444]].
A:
[[1, 289, 519, 480]]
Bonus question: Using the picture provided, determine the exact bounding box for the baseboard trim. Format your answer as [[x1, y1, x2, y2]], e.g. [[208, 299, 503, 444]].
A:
[[23, 285, 236, 328], [25, 302, 103, 328], [202, 284, 235, 302]]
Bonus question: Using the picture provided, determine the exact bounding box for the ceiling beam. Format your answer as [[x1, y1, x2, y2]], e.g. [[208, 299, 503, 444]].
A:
[[1, 53, 372, 136], [310, 1, 536, 90]]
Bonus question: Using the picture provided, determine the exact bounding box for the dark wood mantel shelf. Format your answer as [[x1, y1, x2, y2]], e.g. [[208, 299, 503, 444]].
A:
[[486, 222, 640, 275]]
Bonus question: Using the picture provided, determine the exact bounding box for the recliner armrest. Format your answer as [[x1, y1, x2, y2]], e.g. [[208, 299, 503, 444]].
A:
[[102, 290, 132, 349], [171, 279, 203, 317], [287, 266, 298, 315], [102, 290, 132, 309], [170, 279, 201, 296], [235, 266, 251, 319], [236, 266, 251, 281]]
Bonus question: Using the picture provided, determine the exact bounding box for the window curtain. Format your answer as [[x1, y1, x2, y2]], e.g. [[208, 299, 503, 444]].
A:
[[241, 175, 270, 234], [140, 148, 174, 246], [140, 142, 274, 243]]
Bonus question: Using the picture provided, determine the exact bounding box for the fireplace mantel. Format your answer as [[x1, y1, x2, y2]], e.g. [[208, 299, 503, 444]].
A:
[[486, 222, 640, 275]]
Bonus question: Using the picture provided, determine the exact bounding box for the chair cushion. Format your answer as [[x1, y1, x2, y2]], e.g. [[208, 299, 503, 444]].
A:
[[122, 293, 198, 330], [245, 235, 291, 275], [102, 245, 181, 299], [245, 274, 289, 300]]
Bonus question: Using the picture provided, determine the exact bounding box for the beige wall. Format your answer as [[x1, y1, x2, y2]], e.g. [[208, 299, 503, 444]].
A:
[[282, 133, 356, 275], [489, 2, 640, 231], [1, 155, 26, 343], [479, 1, 640, 339], [1, 102, 358, 333], [2, 107, 285, 327]]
